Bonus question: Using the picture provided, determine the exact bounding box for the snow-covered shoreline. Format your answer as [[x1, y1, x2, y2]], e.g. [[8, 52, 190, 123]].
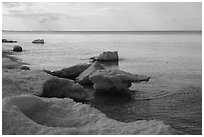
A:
[[2, 50, 179, 135]]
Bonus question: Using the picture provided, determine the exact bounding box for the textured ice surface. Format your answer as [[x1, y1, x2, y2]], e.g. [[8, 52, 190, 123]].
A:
[[3, 94, 177, 135]]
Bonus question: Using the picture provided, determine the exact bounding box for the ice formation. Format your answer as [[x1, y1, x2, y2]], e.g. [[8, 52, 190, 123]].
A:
[[3, 94, 177, 135]]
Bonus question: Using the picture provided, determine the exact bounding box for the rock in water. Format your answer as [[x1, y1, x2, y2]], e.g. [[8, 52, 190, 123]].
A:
[[20, 66, 30, 70], [13, 45, 22, 52], [32, 39, 44, 44], [42, 78, 89, 101], [76, 61, 105, 85], [89, 69, 150, 94], [2, 94, 177, 135], [44, 63, 91, 80], [2, 39, 17, 43], [90, 51, 119, 61], [108, 69, 151, 82]]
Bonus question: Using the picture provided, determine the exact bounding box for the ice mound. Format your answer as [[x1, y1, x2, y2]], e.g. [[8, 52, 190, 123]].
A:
[[76, 61, 105, 85], [41, 78, 89, 101], [89, 69, 150, 94], [3, 94, 177, 135], [44, 63, 91, 80], [90, 51, 119, 61]]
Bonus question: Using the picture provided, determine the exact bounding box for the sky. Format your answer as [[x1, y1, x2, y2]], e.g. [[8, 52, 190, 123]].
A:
[[2, 2, 202, 31]]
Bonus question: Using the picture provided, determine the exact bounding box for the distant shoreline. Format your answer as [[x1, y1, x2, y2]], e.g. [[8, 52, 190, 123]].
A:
[[2, 30, 202, 34]]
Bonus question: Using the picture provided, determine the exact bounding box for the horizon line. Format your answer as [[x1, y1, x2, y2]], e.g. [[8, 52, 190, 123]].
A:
[[2, 30, 202, 32]]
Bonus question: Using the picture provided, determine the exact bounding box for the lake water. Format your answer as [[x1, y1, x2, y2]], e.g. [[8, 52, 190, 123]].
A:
[[2, 31, 202, 134]]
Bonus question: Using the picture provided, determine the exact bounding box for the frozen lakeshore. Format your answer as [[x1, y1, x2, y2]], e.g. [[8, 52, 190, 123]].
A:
[[2, 49, 179, 135], [2, 2, 202, 135], [2, 31, 202, 135]]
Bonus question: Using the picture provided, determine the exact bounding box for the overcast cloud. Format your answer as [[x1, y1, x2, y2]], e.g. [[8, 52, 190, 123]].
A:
[[2, 2, 202, 31]]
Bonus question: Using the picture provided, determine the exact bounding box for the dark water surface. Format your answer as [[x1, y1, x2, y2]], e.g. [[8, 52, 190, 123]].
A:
[[88, 84, 201, 135]]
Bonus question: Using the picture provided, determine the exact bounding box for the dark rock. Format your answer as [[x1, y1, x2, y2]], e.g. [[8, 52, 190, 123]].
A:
[[13, 45, 22, 52], [90, 51, 119, 61], [20, 66, 30, 70], [32, 39, 44, 44], [43, 63, 91, 80], [41, 78, 89, 101], [2, 39, 17, 43]]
